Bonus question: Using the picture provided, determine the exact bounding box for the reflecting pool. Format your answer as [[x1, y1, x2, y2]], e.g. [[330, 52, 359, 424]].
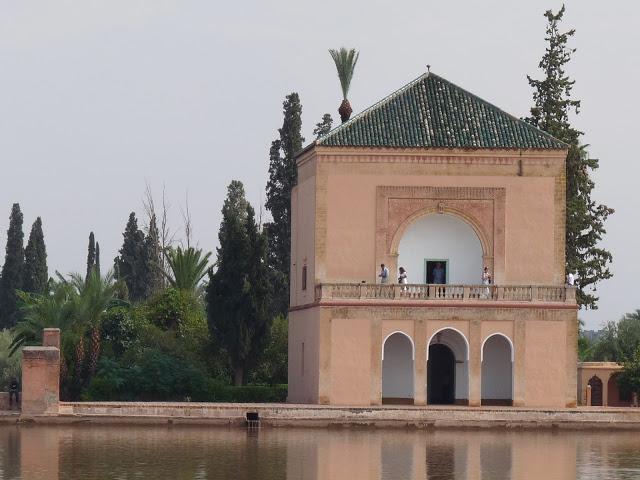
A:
[[1, 425, 639, 479]]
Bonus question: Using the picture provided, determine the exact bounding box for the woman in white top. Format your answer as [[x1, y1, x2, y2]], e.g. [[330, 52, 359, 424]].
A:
[[482, 266, 491, 299], [398, 267, 408, 292]]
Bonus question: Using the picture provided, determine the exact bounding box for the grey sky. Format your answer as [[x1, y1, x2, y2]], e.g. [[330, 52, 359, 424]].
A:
[[1, 1, 637, 329]]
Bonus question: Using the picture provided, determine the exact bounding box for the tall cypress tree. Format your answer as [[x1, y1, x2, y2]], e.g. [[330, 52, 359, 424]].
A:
[[95, 242, 101, 278], [23, 217, 48, 294], [0, 204, 25, 328], [144, 214, 163, 297], [86, 232, 96, 280], [265, 93, 304, 316], [114, 212, 147, 302], [207, 181, 272, 385], [526, 6, 613, 309]]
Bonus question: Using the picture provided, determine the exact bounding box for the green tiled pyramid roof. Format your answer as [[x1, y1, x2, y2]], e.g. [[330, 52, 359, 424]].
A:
[[316, 72, 566, 149]]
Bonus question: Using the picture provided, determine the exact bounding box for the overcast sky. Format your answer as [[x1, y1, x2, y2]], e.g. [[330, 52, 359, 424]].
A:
[[0, 1, 637, 329]]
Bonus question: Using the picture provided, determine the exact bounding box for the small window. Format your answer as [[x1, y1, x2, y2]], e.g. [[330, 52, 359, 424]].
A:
[[302, 266, 307, 291]]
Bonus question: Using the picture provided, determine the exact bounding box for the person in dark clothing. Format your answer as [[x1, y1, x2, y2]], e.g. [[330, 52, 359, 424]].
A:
[[9, 377, 19, 409]]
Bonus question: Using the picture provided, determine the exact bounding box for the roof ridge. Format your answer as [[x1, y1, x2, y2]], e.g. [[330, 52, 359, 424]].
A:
[[317, 71, 430, 145]]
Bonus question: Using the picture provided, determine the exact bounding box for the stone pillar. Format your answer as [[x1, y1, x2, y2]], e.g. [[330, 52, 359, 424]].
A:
[[21, 346, 60, 415], [42, 328, 61, 349], [513, 318, 526, 407], [370, 316, 383, 406], [565, 313, 578, 407], [413, 320, 427, 406], [468, 319, 482, 407], [318, 309, 332, 405]]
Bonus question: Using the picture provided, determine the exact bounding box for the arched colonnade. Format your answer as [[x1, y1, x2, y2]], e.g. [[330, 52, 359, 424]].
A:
[[381, 329, 514, 406]]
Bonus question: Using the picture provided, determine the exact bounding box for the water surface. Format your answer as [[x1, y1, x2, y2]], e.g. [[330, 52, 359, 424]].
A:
[[1, 425, 639, 479]]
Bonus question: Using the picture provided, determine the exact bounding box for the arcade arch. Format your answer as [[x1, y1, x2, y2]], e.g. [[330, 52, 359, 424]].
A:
[[382, 332, 415, 404], [481, 334, 514, 406], [427, 328, 469, 405]]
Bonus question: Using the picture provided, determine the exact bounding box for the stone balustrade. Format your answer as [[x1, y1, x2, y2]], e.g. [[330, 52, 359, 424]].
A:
[[314, 283, 576, 304]]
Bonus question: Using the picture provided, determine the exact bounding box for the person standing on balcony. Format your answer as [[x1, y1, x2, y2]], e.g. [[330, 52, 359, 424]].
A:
[[566, 271, 575, 286], [482, 266, 492, 299], [378, 264, 389, 284], [432, 262, 445, 284], [398, 267, 408, 292]]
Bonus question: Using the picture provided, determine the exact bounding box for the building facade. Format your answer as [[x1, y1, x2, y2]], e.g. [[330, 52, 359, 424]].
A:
[[288, 72, 578, 407]]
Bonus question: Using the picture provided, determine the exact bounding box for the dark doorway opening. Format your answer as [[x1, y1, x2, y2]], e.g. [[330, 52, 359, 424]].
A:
[[428, 344, 456, 404], [588, 375, 603, 406], [426, 260, 448, 284]]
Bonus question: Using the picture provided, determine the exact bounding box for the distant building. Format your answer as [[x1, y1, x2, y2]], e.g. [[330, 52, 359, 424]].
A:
[[288, 71, 578, 407]]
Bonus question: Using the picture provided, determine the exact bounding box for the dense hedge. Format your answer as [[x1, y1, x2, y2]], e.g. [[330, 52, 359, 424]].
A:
[[82, 354, 287, 403]]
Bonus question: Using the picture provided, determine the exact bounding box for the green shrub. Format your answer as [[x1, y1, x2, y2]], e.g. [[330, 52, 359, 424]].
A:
[[0, 330, 21, 390]]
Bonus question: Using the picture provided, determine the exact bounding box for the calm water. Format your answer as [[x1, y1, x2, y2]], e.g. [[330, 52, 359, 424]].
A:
[[1, 425, 640, 479]]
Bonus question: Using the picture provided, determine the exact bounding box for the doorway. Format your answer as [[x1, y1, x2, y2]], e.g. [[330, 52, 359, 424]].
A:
[[425, 259, 449, 284], [428, 344, 456, 404]]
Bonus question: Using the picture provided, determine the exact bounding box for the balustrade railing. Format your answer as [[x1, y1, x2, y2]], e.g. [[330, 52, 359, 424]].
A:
[[314, 283, 574, 304]]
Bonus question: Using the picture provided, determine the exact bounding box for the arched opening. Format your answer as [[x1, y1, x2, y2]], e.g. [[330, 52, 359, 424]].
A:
[[397, 213, 484, 285], [427, 328, 469, 405], [382, 332, 414, 404], [588, 375, 603, 406], [607, 373, 632, 407], [481, 334, 513, 406]]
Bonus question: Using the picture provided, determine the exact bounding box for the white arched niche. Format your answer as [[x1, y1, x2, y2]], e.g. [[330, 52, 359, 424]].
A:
[[397, 214, 483, 284], [481, 334, 513, 405], [382, 332, 415, 403]]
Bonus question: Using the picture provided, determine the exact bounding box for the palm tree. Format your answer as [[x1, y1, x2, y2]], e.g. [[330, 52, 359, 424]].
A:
[[162, 246, 212, 294], [9, 282, 76, 356], [329, 48, 359, 123], [65, 269, 121, 378]]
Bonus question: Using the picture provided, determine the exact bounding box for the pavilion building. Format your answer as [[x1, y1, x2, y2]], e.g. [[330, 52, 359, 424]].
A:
[[287, 71, 578, 407]]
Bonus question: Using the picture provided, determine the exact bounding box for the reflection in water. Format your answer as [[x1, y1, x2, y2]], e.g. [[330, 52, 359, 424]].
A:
[[1, 425, 640, 479]]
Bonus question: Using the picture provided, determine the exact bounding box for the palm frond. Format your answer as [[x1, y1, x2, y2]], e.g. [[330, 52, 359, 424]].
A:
[[162, 246, 212, 293], [329, 48, 359, 99]]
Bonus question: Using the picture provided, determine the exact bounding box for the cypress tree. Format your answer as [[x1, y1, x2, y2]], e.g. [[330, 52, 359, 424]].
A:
[[23, 217, 48, 294], [144, 214, 163, 297], [95, 242, 101, 278], [114, 212, 147, 302], [86, 232, 96, 280], [0, 204, 25, 328], [313, 113, 333, 139], [526, 6, 613, 309], [265, 93, 304, 316], [207, 181, 272, 385]]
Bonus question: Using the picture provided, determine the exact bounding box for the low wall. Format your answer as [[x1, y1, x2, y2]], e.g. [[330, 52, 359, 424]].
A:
[[16, 402, 633, 429]]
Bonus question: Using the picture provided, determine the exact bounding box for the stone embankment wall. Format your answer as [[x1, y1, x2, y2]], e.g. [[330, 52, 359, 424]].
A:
[[39, 402, 640, 429]]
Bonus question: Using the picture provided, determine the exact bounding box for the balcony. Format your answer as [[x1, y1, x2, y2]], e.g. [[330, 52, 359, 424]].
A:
[[314, 283, 576, 305]]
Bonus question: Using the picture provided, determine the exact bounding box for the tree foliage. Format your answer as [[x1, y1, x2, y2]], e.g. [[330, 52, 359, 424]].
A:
[[114, 212, 148, 302], [265, 93, 303, 317], [585, 310, 640, 362], [526, 6, 613, 309], [314, 113, 333, 139], [329, 47, 359, 122], [162, 246, 211, 294], [0, 203, 25, 328], [23, 217, 48, 294], [145, 214, 163, 296], [207, 181, 272, 385], [86, 232, 96, 280]]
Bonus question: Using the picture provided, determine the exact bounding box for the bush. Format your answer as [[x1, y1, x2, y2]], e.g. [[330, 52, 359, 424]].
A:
[[208, 382, 287, 403], [0, 330, 21, 390]]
